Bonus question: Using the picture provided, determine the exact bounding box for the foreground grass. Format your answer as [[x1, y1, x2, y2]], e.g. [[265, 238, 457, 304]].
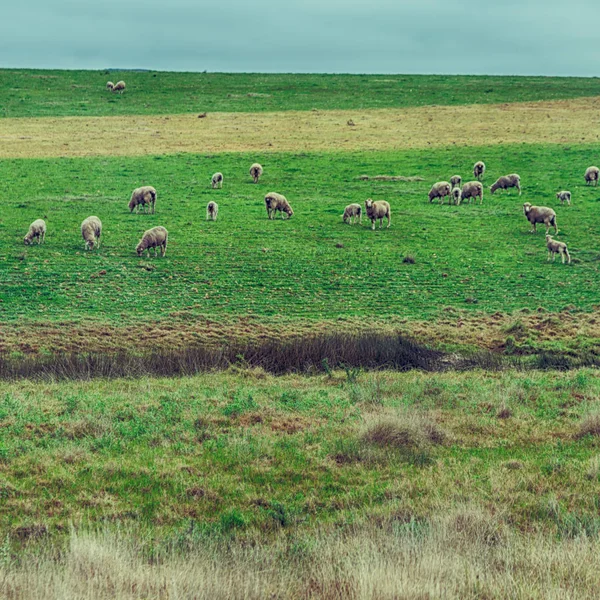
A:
[[1, 145, 599, 328], [1, 368, 600, 597], [2, 70, 600, 118]]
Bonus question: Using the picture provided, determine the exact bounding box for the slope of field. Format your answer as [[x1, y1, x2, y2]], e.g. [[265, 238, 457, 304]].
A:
[[1, 145, 599, 335], [1, 70, 600, 118], [3, 97, 600, 158]]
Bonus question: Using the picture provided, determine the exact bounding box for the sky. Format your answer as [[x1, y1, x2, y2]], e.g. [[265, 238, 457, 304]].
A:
[[1, 0, 598, 75]]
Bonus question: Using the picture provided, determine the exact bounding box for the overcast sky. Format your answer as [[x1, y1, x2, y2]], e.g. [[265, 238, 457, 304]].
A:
[[1, 1, 598, 75]]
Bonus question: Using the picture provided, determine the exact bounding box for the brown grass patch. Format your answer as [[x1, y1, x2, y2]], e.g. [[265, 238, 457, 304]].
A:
[[2, 97, 600, 158]]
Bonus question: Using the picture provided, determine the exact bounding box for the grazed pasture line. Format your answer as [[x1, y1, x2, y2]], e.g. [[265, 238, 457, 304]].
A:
[[1, 97, 600, 158]]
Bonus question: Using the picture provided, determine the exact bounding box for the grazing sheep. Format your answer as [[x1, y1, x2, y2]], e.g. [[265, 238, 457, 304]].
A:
[[81, 216, 102, 250], [473, 161, 486, 181], [450, 175, 462, 189], [129, 186, 157, 214], [106, 81, 114, 91], [451, 187, 462, 205], [23, 219, 46, 245], [206, 201, 219, 221], [112, 81, 126, 93], [461, 181, 484, 204], [264, 192, 293, 219], [523, 203, 558, 234], [428, 181, 452, 204], [490, 174, 521, 196], [250, 163, 263, 183], [556, 191, 572, 205], [546, 235, 571, 264], [136, 226, 168, 257], [342, 203, 362, 224], [211, 172, 223, 189], [585, 166, 599, 186], [364, 198, 391, 230]]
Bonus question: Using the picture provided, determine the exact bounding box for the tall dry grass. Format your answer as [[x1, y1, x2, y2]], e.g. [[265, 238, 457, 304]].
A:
[[3, 507, 600, 599]]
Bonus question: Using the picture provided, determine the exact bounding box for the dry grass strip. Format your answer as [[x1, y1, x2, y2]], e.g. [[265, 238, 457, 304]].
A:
[[1, 97, 600, 158]]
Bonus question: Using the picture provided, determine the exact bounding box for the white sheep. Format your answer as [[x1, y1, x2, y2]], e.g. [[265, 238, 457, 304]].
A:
[[265, 192, 293, 219], [364, 198, 391, 230], [23, 219, 46, 245], [546, 235, 571, 264], [490, 174, 521, 196], [136, 226, 168, 257], [523, 203, 558, 234], [206, 201, 219, 221], [81, 216, 102, 250], [473, 161, 486, 181], [129, 186, 157, 214], [342, 203, 362, 224], [428, 181, 452, 204], [556, 191, 571, 206], [250, 163, 263, 184], [585, 166, 599, 186], [211, 172, 223, 189], [461, 181, 483, 204]]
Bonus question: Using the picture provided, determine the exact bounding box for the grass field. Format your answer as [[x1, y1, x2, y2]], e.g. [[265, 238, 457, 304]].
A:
[[2, 70, 600, 598]]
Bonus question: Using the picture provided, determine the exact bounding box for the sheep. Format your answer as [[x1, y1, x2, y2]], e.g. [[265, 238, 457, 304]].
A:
[[461, 181, 484, 204], [250, 163, 263, 184], [81, 216, 102, 250], [523, 203, 558, 234], [585, 166, 599, 186], [106, 81, 114, 91], [136, 226, 168, 257], [556, 191, 571, 206], [112, 81, 126, 93], [211, 172, 223, 189], [450, 175, 462, 189], [451, 187, 462, 205], [206, 201, 219, 221], [23, 219, 46, 245], [490, 174, 521, 196], [364, 198, 391, 230], [342, 203, 362, 224], [546, 235, 571, 264], [129, 186, 157, 214], [428, 181, 452, 204], [264, 192, 293, 219], [473, 161, 486, 181]]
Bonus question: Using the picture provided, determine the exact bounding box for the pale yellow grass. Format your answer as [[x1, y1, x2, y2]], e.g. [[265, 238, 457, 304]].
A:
[[1, 97, 600, 158], [3, 511, 600, 599]]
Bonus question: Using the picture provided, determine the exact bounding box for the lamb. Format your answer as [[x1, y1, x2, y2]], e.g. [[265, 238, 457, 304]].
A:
[[546, 235, 571, 264], [585, 166, 599, 186], [523, 203, 558, 234], [428, 181, 452, 204], [81, 216, 102, 250], [211, 172, 223, 189], [461, 181, 484, 204], [250, 163, 263, 184], [490, 174, 521, 196], [473, 161, 486, 180], [342, 203, 362, 224], [206, 201, 219, 221], [556, 191, 571, 205], [450, 175, 462, 189], [112, 81, 126, 93], [129, 186, 157, 214], [23, 219, 46, 245], [265, 192, 293, 219], [451, 187, 462, 205], [106, 81, 114, 91], [364, 198, 391, 230], [136, 226, 168, 257]]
